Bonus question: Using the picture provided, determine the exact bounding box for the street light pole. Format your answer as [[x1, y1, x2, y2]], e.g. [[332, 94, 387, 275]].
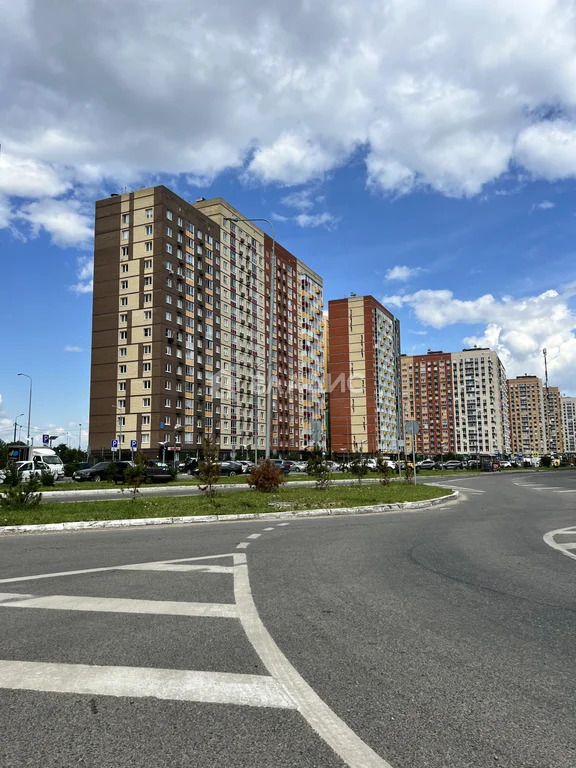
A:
[[13, 414, 24, 443], [79, 423, 82, 452], [17, 373, 32, 445], [223, 216, 275, 461]]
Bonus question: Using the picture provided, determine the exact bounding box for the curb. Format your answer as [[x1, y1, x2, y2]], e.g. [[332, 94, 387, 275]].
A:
[[0, 490, 458, 536]]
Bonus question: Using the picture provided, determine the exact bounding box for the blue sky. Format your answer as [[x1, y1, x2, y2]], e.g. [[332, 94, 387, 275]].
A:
[[2, 0, 576, 446]]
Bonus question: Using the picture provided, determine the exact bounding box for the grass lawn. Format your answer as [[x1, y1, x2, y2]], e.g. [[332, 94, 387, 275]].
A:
[[0, 482, 452, 526]]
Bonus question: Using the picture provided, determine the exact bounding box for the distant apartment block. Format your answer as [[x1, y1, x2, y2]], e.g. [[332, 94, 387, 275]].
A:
[[561, 396, 576, 453], [507, 375, 547, 455], [401, 351, 455, 455], [328, 295, 402, 456], [88, 186, 324, 460], [544, 386, 564, 454]]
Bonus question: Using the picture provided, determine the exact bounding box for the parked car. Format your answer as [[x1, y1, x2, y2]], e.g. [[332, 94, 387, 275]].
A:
[[182, 459, 199, 475], [237, 461, 255, 474], [73, 461, 128, 482], [416, 459, 436, 471], [443, 460, 464, 470], [218, 461, 245, 477], [271, 459, 292, 475], [15, 461, 52, 482], [499, 460, 512, 468], [291, 461, 309, 473]]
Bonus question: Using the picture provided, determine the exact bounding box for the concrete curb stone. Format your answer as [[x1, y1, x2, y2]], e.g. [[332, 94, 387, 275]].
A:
[[0, 490, 458, 536]]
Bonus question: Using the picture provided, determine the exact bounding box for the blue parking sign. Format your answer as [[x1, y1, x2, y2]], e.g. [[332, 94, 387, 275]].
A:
[[42, 434, 49, 445], [130, 440, 138, 450], [111, 439, 118, 450]]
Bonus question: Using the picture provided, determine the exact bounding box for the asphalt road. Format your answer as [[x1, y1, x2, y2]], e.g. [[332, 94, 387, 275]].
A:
[[0, 472, 575, 767]]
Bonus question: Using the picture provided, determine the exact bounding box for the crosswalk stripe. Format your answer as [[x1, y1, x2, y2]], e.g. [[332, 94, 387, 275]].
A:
[[0, 660, 296, 709], [0, 592, 238, 618]]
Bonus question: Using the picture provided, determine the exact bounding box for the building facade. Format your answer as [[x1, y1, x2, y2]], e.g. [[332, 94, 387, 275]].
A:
[[561, 397, 576, 454], [401, 351, 455, 456], [328, 295, 401, 456], [89, 186, 324, 460], [507, 375, 547, 455], [544, 386, 564, 454]]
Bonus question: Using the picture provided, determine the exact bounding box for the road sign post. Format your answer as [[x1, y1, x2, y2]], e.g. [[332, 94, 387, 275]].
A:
[[42, 434, 49, 446], [405, 420, 420, 485], [130, 439, 137, 459], [111, 439, 118, 453]]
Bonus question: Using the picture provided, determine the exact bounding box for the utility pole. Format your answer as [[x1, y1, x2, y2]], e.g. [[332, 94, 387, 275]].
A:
[[13, 413, 24, 443], [543, 348, 550, 454]]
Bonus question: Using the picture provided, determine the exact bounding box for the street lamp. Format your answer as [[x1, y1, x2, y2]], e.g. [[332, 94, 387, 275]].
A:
[[223, 216, 275, 460], [13, 414, 24, 443], [159, 440, 169, 465], [78, 423, 82, 452], [17, 373, 32, 444]]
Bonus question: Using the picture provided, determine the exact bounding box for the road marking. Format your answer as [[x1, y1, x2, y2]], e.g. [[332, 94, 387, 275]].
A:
[[0, 660, 296, 709], [233, 553, 392, 767], [119, 563, 234, 573], [543, 526, 576, 562], [0, 592, 238, 618], [554, 489, 576, 493], [432, 485, 484, 494], [263, 527, 275, 531], [277, 523, 290, 526], [236, 542, 249, 549], [247, 533, 262, 540], [0, 553, 237, 584]]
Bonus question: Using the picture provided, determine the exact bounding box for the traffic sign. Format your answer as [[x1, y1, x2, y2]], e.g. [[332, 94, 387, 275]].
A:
[[111, 439, 119, 450], [405, 420, 420, 436], [42, 434, 49, 446], [130, 440, 138, 450]]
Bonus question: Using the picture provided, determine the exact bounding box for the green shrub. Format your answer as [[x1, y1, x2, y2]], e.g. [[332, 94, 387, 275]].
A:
[[375, 455, 392, 485], [0, 475, 42, 510], [40, 469, 56, 487], [349, 453, 369, 484], [247, 460, 286, 492], [307, 445, 331, 489], [540, 455, 552, 468], [123, 452, 147, 498], [3, 463, 20, 487], [198, 438, 221, 498]]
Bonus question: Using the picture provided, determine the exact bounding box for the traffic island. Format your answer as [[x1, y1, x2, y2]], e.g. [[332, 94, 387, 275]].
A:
[[0, 484, 455, 534]]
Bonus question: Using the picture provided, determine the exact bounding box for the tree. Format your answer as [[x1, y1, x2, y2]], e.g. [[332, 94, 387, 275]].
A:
[[2, 462, 20, 487], [375, 455, 392, 486], [198, 438, 221, 498], [0, 475, 42, 510], [540, 455, 552, 468], [349, 453, 369, 484], [307, 445, 331, 489], [123, 452, 147, 498], [0, 439, 8, 470], [247, 460, 286, 492]]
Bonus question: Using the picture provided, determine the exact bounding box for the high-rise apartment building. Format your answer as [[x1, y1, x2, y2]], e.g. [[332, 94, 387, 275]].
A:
[[507, 375, 547, 455], [561, 397, 576, 453], [401, 351, 455, 455], [89, 186, 324, 460], [451, 348, 510, 456], [544, 386, 564, 454], [328, 295, 401, 456]]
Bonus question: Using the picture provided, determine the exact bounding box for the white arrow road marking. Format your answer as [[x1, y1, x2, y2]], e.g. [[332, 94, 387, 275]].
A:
[[543, 526, 576, 562], [0, 660, 296, 709], [0, 592, 238, 618]]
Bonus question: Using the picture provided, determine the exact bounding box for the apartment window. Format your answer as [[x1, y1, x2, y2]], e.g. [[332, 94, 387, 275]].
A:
[[143, 362, 151, 373], [145, 208, 153, 219], [120, 313, 128, 323], [143, 344, 152, 354], [121, 264, 128, 274], [165, 363, 172, 372], [165, 398, 171, 407], [144, 293, 152, 303], [141, 434, 150, 444], [122, 230, 129, 241], [120, 348, 127, 357], [166, 295, 172, 304], [121, 246, 129, 257], [145, 241, 153, 252], [165, 380, 172, 390], [142, 397, 151, 407], [119, 364, 127, 374], [166, 210, 173, 221], [144, 276, 152, 286], [141, 415, 150, 426], [145, 225, 153, 235], [120, 280, 128, 290], [144, 327, 152, 337], [144, 259, 153, 269], [120, 297, 128, 306], [166, 243, 173, 254], [144, 310, 152, 320], [143, 379, 151, 390], [120, 330, 128, 340], [118, 382, 126, 392]]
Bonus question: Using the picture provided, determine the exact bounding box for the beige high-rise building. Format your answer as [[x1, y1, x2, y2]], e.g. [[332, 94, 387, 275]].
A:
[[561, 397, 576, 454], [88, 186, 324, 460], [544, 386, 564, 454], [451, 348, 510, 456], [507, 375, 547, 455]]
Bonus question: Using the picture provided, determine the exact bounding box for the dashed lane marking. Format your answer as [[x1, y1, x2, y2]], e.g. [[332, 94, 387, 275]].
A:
[[236, 542, 249, 549], [247, 533, 262, 540]]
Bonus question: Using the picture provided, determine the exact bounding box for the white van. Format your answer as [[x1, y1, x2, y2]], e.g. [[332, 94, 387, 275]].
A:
[[7, 445, 65, 479]]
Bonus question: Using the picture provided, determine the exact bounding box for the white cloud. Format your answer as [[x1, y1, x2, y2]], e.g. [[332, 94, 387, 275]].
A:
[[64, 345, 83, 352], [531, 200, 555, 211], [0, 197, 11, 229], [281, 189, 324, 211], [385, 265, 423, 281], [16, 198, 92, 247], [294, 212, 338, 229], [1, 0, 576, 199], [384, 287, 576, 392], [70, 255, 94, 294]]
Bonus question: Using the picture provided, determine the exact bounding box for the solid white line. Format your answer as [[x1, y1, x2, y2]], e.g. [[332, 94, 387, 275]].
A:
[[553, 489, 576, 493], [433, 485, 484, 494], [0, 660, 295, 709], [543, 528, 576, 562], [277, 523, 290, 526], [0, 553, 236, 585], [247, 533, 262, 540], [236, 542, 249, 549], [0, 592, 238, 618], [233, 554, 392, 767], [118, 563, 233, 573]]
